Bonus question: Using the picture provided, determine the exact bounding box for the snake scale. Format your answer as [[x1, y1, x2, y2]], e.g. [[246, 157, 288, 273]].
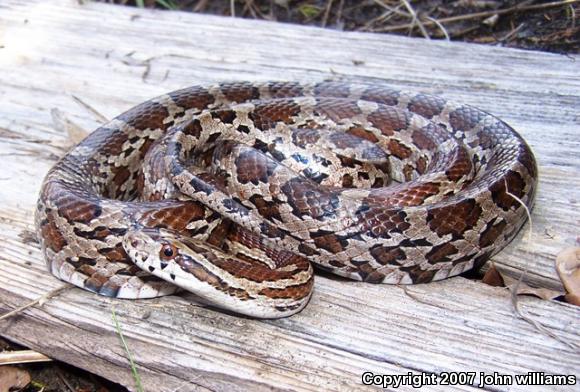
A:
[[35, 81, 537, 318]]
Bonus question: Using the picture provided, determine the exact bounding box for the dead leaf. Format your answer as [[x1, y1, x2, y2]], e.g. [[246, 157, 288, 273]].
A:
[[482, 263, 504, 286], [556, 247, 580, 306], [482, 263, 563, 300], [0, 366, 31, 392]]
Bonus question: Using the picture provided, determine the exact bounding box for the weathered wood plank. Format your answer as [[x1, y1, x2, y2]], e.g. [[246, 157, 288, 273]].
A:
[[0, 1, 579, 391]]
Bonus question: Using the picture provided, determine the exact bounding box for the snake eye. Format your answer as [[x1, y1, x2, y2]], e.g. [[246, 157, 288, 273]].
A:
[[160, 244, 177, 260]]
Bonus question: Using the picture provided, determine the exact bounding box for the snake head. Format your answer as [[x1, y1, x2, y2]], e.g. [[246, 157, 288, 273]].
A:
[[122, 228, 181, 272], [122, 228, 313, 318]]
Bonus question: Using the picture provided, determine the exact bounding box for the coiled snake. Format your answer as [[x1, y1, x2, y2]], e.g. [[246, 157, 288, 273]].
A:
[[35, 81, 537, 318]]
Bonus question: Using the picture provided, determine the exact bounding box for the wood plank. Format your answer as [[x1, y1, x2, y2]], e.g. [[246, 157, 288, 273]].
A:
[[0, 1, 579, 391]]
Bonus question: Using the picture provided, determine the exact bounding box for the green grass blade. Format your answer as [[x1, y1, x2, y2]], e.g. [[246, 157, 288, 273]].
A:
[[111, 307, 144, 392]]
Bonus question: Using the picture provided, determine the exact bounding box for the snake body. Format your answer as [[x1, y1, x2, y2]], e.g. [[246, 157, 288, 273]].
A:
[[35, 81, 537, 318]]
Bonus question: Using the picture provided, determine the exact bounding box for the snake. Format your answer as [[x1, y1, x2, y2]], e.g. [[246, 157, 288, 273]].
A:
[[35, 81, 537, 318]]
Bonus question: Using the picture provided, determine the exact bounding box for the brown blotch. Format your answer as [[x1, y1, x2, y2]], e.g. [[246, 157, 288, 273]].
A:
[[408, 94, 446, 119], [181, 258, 252, 300], [281, 178, 340, 220], [186, 238, 309, 284], [313, 82, 350, 98], [221, 83, 260, 103], [73, 226, 126, 241], [387, 139, 412, 160], [370, 245, 406, 266], [212, 110, 237, 124], [249, 195, 283, 222], [312, 232, 346, 254], [445, 147, 473, 182], [78, 264, 97, 277], [169, 86, 215, 110], [56, 194, 102, 225], [298, 243, 318, 256], [328, 132, 361, 149], [412, 128, 437, 151], [346, 126, 379, 143], [517, 147, 537, 178], [416, 156, 428, 174], [355, 262, 388, 283], [489, 170, 526, 211], [449, 106, 484, 132], [357, 207, 410, 237], [268, 81, 304, 98], [316, 99, 362, 121], [40, 217, 67, 253], [360, 86, 400, 106], [342, 174, 354, 188], [235, 149, 278, 184], [382, 183, 440, 207], [249, 101, 302, 129], [182, 118, 203, 138], [206, 219, 232, 248], [85, 274, 109, 292], [368, 107, 409, 134], [140, 201, 207, 232], [135, 171, 146, 198], [111, 167, 131, 190], [425, 242, 458, 263], [338, 155, 360, 168], [138, 137, 155, 160], [402, 266, 438, 284], [258, 279, 313, 300], [427, 199, 482, 238], [101, 129, 131, 156], [118, 100, 170, 132], [98, 245, 129, 263], [479, 219, 508, 248]]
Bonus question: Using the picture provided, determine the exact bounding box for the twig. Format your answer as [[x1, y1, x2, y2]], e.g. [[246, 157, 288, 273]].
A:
[[370, 0, 410, 18], [322, 0, 334, 28], [425, 16, 449, 40], [192, 0, 208, 12], [378, 0, 579, 32], [504, 179, 532, 243], [400, 0, 430, 39], [56, 367, 75, 392], [497, 23, 525, 44], [336, 0, 345, 26], [72, 95, 109, 123], [361, 3, 406, 31], [0, 284, 72, 322], [111, 307, 144, 392], [402, 286, 483, 312], [568, 3, 576, 28], [230, 0, 235, 17], [0, 350, 52, 365], [243, 0, 258, 19], [503, 180, 578, 351], [510, 276, 580, 351]]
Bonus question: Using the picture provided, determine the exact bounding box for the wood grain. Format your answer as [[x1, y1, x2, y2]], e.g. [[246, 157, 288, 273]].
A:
[[0, 0, 579, 391]]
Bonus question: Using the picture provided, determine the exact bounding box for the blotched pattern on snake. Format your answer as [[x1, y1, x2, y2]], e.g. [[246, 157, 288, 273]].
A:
[[35, 81, 537, 318]]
